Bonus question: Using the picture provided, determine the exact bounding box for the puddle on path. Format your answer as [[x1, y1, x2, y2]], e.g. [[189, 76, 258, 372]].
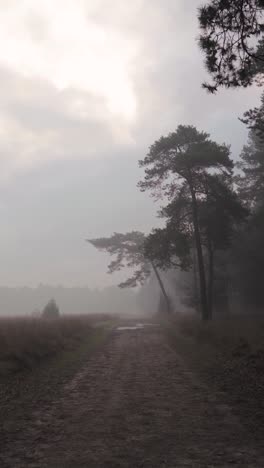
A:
[[116, 323, 159, 331]]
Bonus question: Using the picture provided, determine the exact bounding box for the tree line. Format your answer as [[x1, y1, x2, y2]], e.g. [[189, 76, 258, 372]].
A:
[[0, 285, 138, 317], [89, 0, 264, 321]]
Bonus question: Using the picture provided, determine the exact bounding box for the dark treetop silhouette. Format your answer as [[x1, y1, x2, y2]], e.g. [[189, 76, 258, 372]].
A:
[[198, 0, 264, 92]]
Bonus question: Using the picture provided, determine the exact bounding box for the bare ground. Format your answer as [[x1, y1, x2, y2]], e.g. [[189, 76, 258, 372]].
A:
[[1, 325, 264, 467]]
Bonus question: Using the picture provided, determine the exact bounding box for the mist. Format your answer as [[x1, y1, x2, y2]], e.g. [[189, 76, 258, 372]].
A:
[[0, 284, 140, 317], [2, 1, 264, 467]]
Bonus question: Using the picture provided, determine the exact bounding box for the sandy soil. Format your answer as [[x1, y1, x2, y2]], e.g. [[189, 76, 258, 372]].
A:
[[1, 325, 264, 467]]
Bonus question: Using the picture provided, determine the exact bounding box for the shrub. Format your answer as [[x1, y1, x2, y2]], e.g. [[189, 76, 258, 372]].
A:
[[42, 299, 60, 319]]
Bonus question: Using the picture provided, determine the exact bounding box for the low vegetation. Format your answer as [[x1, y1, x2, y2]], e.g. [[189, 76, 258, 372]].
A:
[[0, 314, 110, 374], [167, 315, 264, 438]]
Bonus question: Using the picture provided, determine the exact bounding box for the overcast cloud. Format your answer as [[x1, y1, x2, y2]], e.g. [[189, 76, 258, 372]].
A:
[[0, 0, 261, 287]]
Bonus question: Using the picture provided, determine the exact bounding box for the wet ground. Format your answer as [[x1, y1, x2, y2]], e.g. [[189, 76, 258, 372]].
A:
[[1, 324, 264, 467]]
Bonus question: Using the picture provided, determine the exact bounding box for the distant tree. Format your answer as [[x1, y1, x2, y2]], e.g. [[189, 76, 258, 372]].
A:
[[231, 123, 264, 308], [198, 174, 247, 313], [42, 299, 60, 319], [231, 204, 264, 308], [236, 129, 264, 204], [198, 0, 264, 92], [139, 125, 234, 320], [87, 232, 172, 314], [241, 91, 264, 136]]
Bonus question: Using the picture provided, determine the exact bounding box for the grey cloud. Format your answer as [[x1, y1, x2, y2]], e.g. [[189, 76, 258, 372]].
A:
[[0, 67, 127, 180]]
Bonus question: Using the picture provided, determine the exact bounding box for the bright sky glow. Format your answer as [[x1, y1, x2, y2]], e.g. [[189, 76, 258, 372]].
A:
[[0, 0, 138, 120]]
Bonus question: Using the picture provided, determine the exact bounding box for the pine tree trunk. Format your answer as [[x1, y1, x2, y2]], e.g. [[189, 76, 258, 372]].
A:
[[189, 183, 209, 320], [207, 242, 214, 320], [192, 245, 200, 314], [151, 261, 171, 314]]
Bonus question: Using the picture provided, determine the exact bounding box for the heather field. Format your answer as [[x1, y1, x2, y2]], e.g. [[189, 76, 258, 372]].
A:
[[0, 314, 111, 375]]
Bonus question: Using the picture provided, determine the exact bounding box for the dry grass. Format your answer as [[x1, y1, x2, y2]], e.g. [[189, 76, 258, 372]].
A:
[[0, 314, 110, 373], [170, 313, 264, 352], [167, 313, 264, 439]]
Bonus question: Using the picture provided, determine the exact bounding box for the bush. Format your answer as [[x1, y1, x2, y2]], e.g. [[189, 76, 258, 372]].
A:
[[42, 299, 60, 319]]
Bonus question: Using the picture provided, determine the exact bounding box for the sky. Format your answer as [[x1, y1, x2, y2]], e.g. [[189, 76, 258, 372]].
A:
[[0, 0, 261, 288]]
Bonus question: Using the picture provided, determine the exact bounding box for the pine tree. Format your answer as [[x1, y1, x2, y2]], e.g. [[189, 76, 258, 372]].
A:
[[198, 0, 264, 91], [138, 125, 234, 320]]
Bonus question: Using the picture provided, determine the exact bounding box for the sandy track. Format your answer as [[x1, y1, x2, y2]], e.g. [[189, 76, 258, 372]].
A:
[[1, 326, 263, 467]]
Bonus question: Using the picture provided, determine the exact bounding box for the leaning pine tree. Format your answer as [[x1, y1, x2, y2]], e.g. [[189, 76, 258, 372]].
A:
[[138, 125, 234, 320], [87, 231, 172, 314]]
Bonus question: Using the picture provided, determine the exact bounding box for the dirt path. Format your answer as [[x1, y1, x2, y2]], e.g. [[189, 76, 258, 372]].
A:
[[1, 325, 264, 467]]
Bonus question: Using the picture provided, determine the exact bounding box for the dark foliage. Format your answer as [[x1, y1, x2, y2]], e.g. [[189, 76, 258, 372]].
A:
[[144, 226, 191, 271], [241, 91, 264, 139], [236, 130, 264, 204], [88, 232, 172, 313], [198, 0, 264, 91], [232, 204, 264, 307], [139, 125, 235, 320], [88, 232, 151, 288]]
